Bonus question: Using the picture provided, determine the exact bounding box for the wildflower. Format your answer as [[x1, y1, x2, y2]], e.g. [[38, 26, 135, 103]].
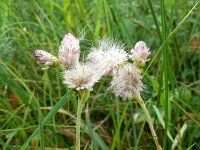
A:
[[63, 63, 101, 91], [130, 41, 150, 68], [87, 39, 127, 76], [33, 50, 58, 66], [58, 33, 80, 68], [110, 64, 143, 100]]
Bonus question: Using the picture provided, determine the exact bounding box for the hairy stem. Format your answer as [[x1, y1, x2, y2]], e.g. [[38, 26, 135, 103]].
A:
[[75, 90, 90, 150], [135, 96, 162, 150], [75, 99, 84, 150]]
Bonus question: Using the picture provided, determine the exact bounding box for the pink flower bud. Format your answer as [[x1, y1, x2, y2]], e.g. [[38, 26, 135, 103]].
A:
[[33, 50, 58, 66], [130, 41, 150, 68], [58, 33, 80, 68]]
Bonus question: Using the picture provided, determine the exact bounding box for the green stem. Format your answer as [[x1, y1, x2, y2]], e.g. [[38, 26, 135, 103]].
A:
[[135, 96, 162, 150], [75, 99, 84, 150], [75, 90, 90, 150]]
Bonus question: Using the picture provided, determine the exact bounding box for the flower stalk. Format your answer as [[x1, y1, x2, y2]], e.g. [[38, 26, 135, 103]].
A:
[[75, 90, 90, 150], [135, 96, 162, 150]]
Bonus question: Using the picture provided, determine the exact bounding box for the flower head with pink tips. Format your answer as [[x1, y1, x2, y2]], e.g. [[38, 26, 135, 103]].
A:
[[130, 41, 150, 68], [58, 33, 80, 68]]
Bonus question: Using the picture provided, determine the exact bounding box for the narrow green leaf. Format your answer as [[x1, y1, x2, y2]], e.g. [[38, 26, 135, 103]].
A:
[[85, 105, 108, 150], [144, 0, 200, 75], [152, 105, 174, 142], [111, 101, 129, 150], [103, 0, 111, 36], [1, 104, 25, 130], [20, 92, 73, 150]]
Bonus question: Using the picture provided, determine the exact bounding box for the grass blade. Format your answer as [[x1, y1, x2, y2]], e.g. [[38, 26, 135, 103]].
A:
[[20, 92, 73, 150], [85, 105, 108, 150], [110, 101, 129, 150], [103, 0, 111, 36], [147, 0, 162, 42], [144, 0, 200, 76], [152, 105, 174, 142], [160, 0, 169, 149]]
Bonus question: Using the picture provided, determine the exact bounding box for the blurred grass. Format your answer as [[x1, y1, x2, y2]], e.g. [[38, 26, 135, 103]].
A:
[[0, 0, 200, 149]]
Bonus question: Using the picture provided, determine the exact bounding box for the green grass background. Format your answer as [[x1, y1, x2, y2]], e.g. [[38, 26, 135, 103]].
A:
[[0, 0, 200, 149]]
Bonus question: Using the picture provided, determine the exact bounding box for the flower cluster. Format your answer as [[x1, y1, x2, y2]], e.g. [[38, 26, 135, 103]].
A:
[[33, 34, 128, 91], [110, 41, 150, 99], [33, 33, 150, 98]]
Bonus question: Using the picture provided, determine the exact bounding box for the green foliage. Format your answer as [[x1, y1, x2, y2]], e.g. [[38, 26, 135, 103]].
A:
[[0, 0, 200, 149]]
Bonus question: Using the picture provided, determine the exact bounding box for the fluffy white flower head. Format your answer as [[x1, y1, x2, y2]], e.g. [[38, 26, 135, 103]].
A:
[[58, 33, 80, 68], [63, 63, 101, 91], [110, 64, 143, 100], [33, 50, 58, 66], [87, 39, 127, 76], [130, 41, 150, 68]]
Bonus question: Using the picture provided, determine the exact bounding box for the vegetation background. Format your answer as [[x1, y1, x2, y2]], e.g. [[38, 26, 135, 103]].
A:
[[0, 0, 200, 149]]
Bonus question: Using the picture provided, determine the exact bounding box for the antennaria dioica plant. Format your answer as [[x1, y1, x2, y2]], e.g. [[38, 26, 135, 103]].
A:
[[24, 33, 162, 150], [0, 0, 198, 150]]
